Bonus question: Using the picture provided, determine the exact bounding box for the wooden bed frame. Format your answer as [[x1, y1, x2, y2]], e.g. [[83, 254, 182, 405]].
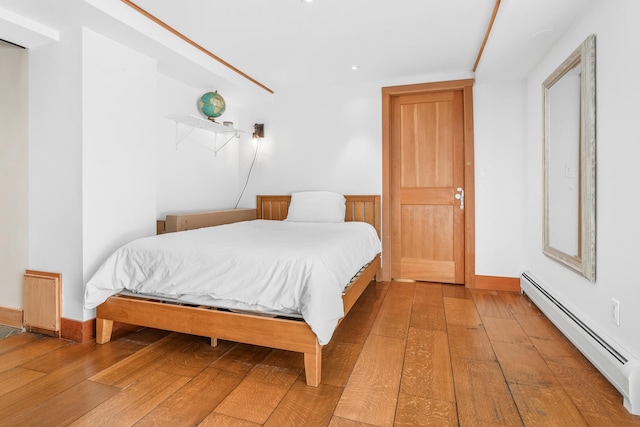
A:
[[95, 195, 381, 386]]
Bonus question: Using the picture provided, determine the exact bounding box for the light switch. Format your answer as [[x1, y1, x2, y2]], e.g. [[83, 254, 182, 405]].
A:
[[564, 165, 575, 178]]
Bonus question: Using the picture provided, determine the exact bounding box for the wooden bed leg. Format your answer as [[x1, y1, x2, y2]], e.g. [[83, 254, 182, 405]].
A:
[[208, 307, 218, 347], [304, 343, 322, 387], [96, 318, 114, 344]]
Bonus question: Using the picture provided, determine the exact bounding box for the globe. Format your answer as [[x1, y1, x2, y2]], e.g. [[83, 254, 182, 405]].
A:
[[198, 91, 226, 120]]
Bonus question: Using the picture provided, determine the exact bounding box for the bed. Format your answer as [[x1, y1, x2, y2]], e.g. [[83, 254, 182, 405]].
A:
[[86, 194, 381, 386]]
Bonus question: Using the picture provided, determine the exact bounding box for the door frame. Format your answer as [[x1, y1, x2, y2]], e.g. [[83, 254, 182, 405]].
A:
[[381, 79, 476, 287]]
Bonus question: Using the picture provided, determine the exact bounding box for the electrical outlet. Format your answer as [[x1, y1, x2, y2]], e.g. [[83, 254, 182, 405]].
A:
[[611, 299, 621, 326]]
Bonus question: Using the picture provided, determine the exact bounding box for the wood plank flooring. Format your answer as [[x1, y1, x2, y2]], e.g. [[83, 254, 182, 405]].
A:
[[1, 281, 639, 426]]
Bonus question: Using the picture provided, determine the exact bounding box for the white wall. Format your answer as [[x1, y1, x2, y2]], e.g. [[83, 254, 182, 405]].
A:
[[525, 0, 640, 357], [28, 27, 159, 321], [28, 27, 84, 320], [155, 75, 244, 216], [0, 42, 28, 309], [81, 28, 157, 319], [472, 82, 527, 277], [236, 81, 384, 205]]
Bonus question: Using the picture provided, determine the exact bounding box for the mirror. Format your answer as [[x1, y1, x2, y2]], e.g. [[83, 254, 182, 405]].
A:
[[543, 34, 596, 281]]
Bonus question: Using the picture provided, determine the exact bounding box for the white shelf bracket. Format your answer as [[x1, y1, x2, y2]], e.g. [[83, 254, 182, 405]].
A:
[[210, 132, 241, 156], [174, 124, 198, 150]]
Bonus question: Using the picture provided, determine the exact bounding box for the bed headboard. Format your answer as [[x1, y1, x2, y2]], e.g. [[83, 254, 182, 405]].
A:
[[256, 195, 381, 237], [158, 195, 381, 236]]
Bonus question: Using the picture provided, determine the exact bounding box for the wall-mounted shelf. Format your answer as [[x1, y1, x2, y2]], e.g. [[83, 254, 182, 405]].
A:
[[167, 114, 245, 155]]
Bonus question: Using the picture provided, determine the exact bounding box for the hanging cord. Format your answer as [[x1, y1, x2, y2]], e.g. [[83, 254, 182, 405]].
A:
[[234, 139, 261, 209]]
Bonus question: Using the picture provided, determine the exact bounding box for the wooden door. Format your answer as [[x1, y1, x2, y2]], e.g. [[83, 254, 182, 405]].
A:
[[389, 90, 465, 283]]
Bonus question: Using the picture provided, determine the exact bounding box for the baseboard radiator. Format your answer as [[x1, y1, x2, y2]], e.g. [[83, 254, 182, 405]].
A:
[[520, 271, 639, 415]]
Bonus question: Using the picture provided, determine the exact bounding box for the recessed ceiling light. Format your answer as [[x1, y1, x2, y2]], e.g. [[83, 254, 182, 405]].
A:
[[301, 0, 314, 3], [351, 65, 359, 71]]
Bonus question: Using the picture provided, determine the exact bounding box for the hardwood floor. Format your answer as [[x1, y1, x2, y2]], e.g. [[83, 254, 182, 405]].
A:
[[1, 281, 639, 426]]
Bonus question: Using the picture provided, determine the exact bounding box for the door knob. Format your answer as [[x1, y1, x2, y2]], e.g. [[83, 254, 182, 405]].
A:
[[454, 187, 464, 210]]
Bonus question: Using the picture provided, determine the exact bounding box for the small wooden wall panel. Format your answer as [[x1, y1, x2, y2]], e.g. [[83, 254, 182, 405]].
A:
[[23, 270, 61, 332]]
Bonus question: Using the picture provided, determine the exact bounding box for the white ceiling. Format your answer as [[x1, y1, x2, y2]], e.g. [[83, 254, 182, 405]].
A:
[[0, 0, 595, 99], [132, 0, 496, 92]]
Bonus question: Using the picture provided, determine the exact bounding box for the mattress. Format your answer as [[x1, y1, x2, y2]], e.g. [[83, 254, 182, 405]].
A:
[[84, 219, 381, 344]]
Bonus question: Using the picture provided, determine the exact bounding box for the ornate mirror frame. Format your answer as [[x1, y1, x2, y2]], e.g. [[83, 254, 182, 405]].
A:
[[543, 34, 596, 281]]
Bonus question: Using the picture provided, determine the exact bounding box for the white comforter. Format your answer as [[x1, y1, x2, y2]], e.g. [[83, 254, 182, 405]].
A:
[[84, 220, 381, 344]]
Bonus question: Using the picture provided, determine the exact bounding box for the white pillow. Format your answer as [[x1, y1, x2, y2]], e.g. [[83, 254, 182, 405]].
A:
[[285, 191, 346, 223]]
